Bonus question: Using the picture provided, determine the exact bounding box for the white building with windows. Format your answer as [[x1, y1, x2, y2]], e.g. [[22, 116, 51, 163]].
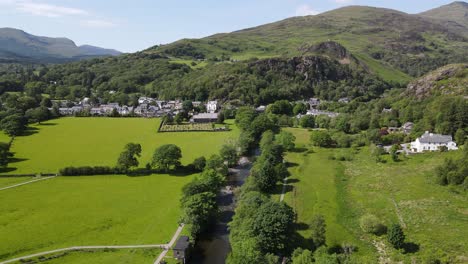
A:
[[410, 131, 458, 153], [206, 100, 218, 113]]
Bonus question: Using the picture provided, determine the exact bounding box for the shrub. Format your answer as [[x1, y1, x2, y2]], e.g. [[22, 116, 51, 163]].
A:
[[387, 224, 405, 249], [59, 166, 116, 176], [359, 214, 386, 235]]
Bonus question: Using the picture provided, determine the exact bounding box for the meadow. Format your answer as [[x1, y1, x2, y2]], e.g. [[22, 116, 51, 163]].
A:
[[2, 117, 239, 174], [0, 175, 191, 262], [0, 117, 239, 263], [283, 128, 467, 263]]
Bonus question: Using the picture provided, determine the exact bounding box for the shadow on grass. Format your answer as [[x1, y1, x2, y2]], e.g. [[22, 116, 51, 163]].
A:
[[290, 147, 308, 153], [287, 178, 300, 184], [38, 122, 58, 126], [270, 184, 293, 195], [403, 242, 420, 254], [286, 162, 299, 168], [18, 127, 39, 137], [294, 222, 309, 230], [0, 167, 18, 173], [8, 157, 28, 163]]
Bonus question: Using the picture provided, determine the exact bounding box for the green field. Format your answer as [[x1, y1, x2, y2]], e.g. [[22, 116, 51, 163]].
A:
[[13, 248, 162, 264], [3, 117, 239, 174], [283, 128, 468, 262], [0, 175, 191, 261], [0, 117, 238, 263], [0, 177, 35, 188]]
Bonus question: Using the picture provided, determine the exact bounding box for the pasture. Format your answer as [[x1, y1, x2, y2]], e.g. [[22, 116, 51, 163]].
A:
[[0, 174, 190, 262], [283, 128, 467, 262], [3, 117, 238, 174], [0, 117, 239, 263]]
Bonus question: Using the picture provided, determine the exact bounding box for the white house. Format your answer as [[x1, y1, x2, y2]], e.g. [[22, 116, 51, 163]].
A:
[[410, 131, 458, 153], [206, 100, 218, 113]]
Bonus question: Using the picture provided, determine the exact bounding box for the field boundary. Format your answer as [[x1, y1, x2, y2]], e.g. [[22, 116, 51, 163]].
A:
[[0, 244, 166, 264]]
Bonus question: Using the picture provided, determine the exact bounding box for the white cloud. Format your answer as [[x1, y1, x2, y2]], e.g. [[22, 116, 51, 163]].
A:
[[81, 19, 116, 28], [295, 4, 320, 16], [14, 1, 87, 17]]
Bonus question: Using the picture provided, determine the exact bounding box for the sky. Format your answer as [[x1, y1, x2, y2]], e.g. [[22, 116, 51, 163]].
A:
[[0, 0, 461, 52]]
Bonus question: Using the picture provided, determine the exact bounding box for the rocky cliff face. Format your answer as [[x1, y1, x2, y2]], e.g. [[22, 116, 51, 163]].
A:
[[405, 64, 468, 99]]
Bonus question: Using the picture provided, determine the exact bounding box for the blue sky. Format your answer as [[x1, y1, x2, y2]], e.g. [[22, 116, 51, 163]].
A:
[[0, 0, 460, 52]]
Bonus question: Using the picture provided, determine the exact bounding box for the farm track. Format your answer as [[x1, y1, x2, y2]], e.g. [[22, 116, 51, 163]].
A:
[[153, 224, 185, 264], [0, 176, 57, 191], [0, 244, 166, 264]]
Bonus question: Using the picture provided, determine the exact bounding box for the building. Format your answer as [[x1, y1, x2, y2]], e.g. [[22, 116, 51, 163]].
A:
[[192, 113, 218, 123], [173, 236, 190, 262], [402, 122, 414, 134], [338, 97, 350, 104], [206, 100, 218, 113], [256, 105, 266, 112], [306, 109, 339, 118], [308, 98, 320, 108], [410, 131, 458, 153]]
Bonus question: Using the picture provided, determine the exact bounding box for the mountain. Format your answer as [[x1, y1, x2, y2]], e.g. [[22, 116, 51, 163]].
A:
[[419, 1, 468, 36], [0, 28, 121, 63], [78, 45, 122, 56], [149, 4, 468, 82], [405, 64, 468, 99]]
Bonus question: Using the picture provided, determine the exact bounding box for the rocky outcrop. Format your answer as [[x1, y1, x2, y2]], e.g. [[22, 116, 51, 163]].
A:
[[405, 64, 468, 99], [299, 41, 358, 65]]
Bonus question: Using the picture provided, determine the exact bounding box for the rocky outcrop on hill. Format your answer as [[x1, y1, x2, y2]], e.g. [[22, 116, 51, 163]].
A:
[[405, 64, 468, 99]]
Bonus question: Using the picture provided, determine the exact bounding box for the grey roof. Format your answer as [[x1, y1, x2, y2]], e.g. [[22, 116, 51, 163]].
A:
[[418, 132, 453, 144], [193, 113, 218, 119], [173, 236, 189, 250]]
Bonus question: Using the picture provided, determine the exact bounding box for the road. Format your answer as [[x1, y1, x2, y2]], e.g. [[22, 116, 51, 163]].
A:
[[153, 224, 185, 264]]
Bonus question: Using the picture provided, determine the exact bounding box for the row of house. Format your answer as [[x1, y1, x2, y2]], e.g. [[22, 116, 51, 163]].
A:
[[56, 98, 220, 118]]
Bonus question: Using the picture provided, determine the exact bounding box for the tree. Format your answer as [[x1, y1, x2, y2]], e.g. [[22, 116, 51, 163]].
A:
[[310, 130, 333, 147], [151, 144, 182, 171], [235, 107, 256, 131], [252, 201, 295, 254], [0, 142, 12, 168], [387, 224, 405, 249], [0, 114, 26, 136], [174, 112, 184, 124], [220, 144, 238, 167], [300, 115, 315, 128], [390, 144, 400, 162], [455, 129, 466, 146], [206, 154, 228, 176], [291, 248, 314, 264], [276, 130, 296, 151], [310, 214, 326, 248], [293, 103, 308, 116], [180, 192, 217, 239], [40, 97, 52, 108], [182, 100, 193, 113], [117, 143, 142, 171], [370, 144, 385, 163], [25, 107, 50, 124], [192, 156, 206, 171]]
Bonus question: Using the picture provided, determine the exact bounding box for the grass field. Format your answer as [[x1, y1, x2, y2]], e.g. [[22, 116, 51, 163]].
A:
[[3, 117, 239, 174], [0, 175, 190, 261], [0, 177, 35, 188], [0, 117, 239, 263], [283, 127, 468, 262], [13, 248, 162, 264]]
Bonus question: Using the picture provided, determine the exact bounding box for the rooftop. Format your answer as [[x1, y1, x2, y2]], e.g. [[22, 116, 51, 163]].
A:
[[418, 131, 453, 144], [193, 113, 218, 119], [173, 236, 190, 250]]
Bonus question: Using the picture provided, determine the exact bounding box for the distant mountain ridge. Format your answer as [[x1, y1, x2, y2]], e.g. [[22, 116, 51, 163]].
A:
[[0, 28, 122, 63]]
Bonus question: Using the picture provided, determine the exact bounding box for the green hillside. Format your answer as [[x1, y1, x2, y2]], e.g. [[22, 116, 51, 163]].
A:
[[149, 5, 468, 81]]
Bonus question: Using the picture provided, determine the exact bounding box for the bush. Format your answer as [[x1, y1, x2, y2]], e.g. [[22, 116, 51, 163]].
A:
[[59, 166, 116, 176], [387, 224, 405, 249], [359, 214, 386, 235]]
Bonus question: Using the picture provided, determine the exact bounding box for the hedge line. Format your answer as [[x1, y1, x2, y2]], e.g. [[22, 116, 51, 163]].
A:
[[59, 166, 122, 176]]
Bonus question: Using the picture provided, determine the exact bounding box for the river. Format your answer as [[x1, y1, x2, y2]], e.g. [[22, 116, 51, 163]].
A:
[[192, 157, 252, 264]]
